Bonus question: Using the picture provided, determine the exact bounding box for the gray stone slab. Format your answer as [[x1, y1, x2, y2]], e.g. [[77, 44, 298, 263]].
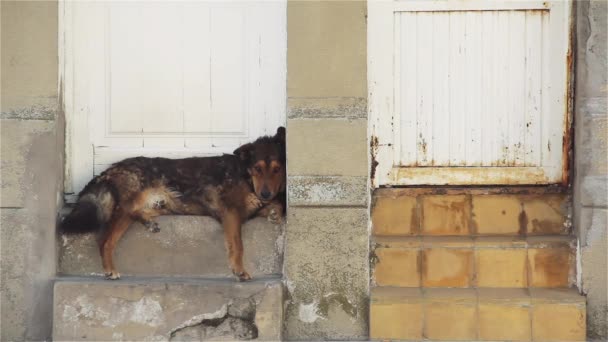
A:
[[283, 207, 369, 340], [53, 277, 283, 341], [288, 176, 367, 207], [59, 216, 284, 278]]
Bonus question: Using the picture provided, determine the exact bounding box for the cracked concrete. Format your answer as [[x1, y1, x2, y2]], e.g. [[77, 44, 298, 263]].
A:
[[169, 299, 259, 341], [53, 278, 283, 341]]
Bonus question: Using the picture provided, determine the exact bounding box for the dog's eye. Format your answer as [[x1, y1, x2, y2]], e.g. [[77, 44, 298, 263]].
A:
[[273, 167, 281, 174], [254, 166, 262, 173]]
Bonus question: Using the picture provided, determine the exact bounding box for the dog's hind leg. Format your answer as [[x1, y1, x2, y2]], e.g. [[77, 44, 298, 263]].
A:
[[222, 209, 251, 282], [130, 188, 176, 233], [99, 211, 133, 280]]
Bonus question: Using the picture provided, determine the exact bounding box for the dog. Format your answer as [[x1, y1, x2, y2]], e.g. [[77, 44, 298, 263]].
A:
[[61, 127, 286, 281]]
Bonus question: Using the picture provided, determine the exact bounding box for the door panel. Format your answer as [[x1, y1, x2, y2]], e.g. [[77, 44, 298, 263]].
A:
[[369, 0, 571, 186], [63, 1, 286, 198]]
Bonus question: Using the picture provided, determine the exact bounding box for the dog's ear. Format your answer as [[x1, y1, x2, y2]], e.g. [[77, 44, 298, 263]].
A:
[[234, 143, 254, 164], [275, 126, 286, 143]]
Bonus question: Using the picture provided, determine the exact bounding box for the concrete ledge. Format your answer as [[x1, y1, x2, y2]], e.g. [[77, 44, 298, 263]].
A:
[[288, 175, 367, 207], [53, 277, 283, 341], [59, 216, 283, 278]]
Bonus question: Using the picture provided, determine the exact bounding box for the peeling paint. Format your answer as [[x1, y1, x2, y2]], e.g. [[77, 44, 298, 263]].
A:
[[284, 280, 296, 294], [0, 102, 58, 120], [298, 301, 323, 323], [287, 97, 367, 119], [62, 295, 110, 324], [318, 292, 358, 319], [288, 176, 367, 206], [102, 296, 164, 328]]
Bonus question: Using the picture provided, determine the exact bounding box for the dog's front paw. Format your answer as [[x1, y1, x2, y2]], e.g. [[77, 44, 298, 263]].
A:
[[233, 269, 252, 282], [104, 271, 121, 280], [267, 207, 284, 225], [246, 193, 263, 211], [144, 221, 160, 233]]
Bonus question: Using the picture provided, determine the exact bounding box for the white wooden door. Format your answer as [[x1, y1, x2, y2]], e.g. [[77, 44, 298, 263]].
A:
[[62, 1, 286, 199], [369, 0, 572, 187]]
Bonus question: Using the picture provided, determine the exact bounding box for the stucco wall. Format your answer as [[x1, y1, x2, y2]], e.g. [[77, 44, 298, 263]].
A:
[[0, 1, 62, 340], [284, 0, 369, 339], [574, 0, 608, 340]]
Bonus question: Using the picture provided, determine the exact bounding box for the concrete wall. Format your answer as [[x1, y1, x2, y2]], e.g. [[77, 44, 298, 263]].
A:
[[574, 1, 608, 340], [0, 1, 62, 340], [284, 1, 369, 339]]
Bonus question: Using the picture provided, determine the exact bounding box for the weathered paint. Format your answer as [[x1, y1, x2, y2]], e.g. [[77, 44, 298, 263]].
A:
[[369, 0, 573, 186], [373, 185, 569, 197]]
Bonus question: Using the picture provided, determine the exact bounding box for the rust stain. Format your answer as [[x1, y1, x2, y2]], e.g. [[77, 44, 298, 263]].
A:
[[561, 8, 575, 188], [532, 249, 570, 287], [469, 195, 478, 235], [418, 134, 427, 161], [518, 208, 528, 236], [530, 218, 563, 235], [420, 250, 427, 284], [370, 135, 379, 183], [421, 195, 470, 234], [410, 204, 419, 235]]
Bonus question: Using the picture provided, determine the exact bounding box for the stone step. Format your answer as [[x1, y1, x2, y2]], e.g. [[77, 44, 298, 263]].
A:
[[372, 235, 576, 288], [53, 276, 283, 341], [371, 286, 586, 341], [372, 190, 570, 236], [59, 216, 283, 278]]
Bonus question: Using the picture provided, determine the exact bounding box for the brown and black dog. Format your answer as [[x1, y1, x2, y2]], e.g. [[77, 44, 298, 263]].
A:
[[61, 127, 286, 281]]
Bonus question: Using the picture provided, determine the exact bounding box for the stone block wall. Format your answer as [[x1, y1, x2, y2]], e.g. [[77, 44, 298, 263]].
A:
[[283, 1, 369, 339], [574, 1, 608, 339], [0, 1, 63, 340]]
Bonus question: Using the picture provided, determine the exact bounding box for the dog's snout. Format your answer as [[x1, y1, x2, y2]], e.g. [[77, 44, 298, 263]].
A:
[[260, 188, 272, 200]]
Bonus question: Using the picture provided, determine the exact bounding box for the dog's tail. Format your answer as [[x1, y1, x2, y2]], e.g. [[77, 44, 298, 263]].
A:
[[60, 179, 117, 234]]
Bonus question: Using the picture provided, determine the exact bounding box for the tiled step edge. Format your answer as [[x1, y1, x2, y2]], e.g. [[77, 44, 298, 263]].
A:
[[371, 286, 586, 341], [371, 235, 576, 288], [372, 191, 570, 236]]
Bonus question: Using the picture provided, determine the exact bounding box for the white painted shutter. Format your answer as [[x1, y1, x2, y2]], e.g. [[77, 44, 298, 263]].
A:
[[369, 0, 572, 187], [63, 1, 286, 198]]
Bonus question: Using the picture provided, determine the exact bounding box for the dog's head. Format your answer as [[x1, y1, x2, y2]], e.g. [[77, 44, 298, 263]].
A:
[[234, 127, 286, 202]]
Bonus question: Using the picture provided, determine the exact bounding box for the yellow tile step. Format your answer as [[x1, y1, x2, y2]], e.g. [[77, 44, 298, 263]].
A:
[[370, 287, 586, 341], [372, 235, 575, 288], [371, 191, 569, 236]]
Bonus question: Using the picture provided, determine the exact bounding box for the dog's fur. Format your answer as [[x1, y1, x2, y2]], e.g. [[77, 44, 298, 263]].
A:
[[61, 127, 286, 281]]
